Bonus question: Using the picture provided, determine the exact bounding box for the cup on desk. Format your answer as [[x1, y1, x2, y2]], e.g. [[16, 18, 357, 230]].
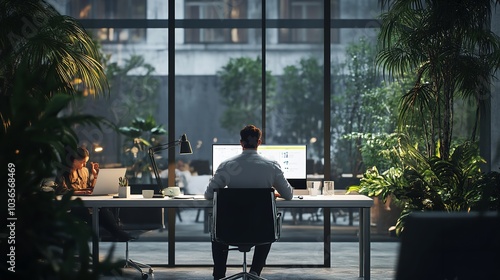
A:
[[307, 181, 321, 196], [323, 181, 335, 196], [163, 186, 181, 197], [142, 190, 154, 198]]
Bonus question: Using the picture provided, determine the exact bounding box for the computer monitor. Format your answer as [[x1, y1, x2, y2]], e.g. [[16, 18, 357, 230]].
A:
[[212, 144, 307, 189]]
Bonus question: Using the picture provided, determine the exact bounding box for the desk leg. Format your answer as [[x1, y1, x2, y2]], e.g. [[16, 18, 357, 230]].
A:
[[92, 206, 99, 267], [359, 207, 371, 279], [323, 207, 331, 267], [167, 208, 176, 266]]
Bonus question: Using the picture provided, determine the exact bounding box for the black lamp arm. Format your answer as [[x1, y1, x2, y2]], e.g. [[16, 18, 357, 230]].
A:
[[148, 134, 193, 194], [148, 140, 180, 193]]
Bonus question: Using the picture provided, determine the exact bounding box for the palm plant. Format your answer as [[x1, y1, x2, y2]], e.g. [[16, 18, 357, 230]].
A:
[[0, 0, 116, 278], [377, 0, 500, 160]]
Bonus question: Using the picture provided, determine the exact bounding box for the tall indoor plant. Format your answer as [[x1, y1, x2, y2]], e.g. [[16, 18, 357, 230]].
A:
[[1, 0, 118, 278], [353, 0, 500, 235], [377, 0, 500, 160]]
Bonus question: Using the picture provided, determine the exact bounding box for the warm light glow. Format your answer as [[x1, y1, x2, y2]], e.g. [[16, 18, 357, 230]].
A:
[[71, 78, 83, 85], [310, 137, 317, 144], [80, 5, 91, 18], [231, 28, 239, 42], [93, 146, 104, 153]]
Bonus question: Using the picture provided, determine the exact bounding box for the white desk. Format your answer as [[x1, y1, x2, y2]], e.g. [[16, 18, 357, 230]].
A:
[[79, 194, 373, 279]]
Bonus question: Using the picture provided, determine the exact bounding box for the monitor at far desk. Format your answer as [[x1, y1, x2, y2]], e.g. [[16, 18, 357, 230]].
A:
[[212, 144, 307, 189]]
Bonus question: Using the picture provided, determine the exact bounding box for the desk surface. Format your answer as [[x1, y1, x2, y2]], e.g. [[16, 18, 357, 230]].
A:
[[80, 193, 373, 278], [76, 194, 373, 208]]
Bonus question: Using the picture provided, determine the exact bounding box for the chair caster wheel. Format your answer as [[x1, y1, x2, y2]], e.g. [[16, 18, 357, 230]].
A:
[[142, 273, 148, 280]]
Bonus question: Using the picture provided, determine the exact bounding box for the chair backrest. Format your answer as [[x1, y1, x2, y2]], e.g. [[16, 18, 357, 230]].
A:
[[396, 211, 500, 280], [212, 188, 280, 247]]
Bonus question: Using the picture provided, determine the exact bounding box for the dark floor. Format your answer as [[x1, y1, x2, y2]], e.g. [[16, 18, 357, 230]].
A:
[[100, 242, 399, 280], [99, 209, 400, 280]]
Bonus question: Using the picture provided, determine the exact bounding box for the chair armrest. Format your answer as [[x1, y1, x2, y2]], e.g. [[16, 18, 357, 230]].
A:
[[276, 212, 282, 239], [208, 213, 214, 240]]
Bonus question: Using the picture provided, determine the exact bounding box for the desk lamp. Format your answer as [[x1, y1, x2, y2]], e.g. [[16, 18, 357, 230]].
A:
[[148, 134, 193, 196]]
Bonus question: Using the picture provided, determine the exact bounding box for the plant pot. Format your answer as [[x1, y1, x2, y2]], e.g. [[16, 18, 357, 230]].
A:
[[118, 186, 130, 198]]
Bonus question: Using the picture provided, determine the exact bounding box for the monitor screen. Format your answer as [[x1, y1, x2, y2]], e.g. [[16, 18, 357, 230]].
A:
[[212, 144, 307, 189]]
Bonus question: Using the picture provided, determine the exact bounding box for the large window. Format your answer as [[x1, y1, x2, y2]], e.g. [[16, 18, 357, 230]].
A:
[[68, 0, 147, 43], [185, 0, 248, 43], [56, 0, 382, 178]]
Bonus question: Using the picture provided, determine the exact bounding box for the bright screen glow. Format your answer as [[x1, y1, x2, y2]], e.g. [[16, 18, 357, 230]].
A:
[[212, 144, 307, 189]]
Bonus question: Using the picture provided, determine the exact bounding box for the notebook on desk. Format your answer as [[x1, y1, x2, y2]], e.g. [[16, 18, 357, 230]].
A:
[[77, 168, 127, 196]]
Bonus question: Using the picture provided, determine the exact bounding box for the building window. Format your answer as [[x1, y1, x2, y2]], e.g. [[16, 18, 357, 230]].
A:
[[68, 0, 147, 43], [279, 0, 340, 44], [185, 0, 248, 43]]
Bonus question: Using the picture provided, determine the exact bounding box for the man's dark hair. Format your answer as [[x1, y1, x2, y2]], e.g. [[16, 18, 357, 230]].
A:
[[240, 125, 262, 149]]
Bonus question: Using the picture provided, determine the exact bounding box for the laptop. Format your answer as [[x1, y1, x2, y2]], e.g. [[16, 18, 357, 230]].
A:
[[79, 168, 127, 196]]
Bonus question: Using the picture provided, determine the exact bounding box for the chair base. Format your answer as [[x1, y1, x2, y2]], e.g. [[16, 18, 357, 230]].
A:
[[125, 259, 153, 280], [221, 272, 267, 280]]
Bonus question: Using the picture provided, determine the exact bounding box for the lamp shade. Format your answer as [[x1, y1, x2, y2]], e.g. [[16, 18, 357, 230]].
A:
[[180, 134, 193, 154]]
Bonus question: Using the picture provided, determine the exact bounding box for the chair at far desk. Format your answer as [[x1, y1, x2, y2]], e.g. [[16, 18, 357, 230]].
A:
[[211, 188, 282, 280], [115, 185, 165, 279]]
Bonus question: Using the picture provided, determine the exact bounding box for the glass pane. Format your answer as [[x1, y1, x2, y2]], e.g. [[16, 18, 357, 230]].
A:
[[174, 42, 263, 171], [338, 0, 379, 19], [177, 0, 262, 174], [52, 0, 167, 19], [66, 0, 147, 19], [330, 26, 380, 181], [267, 0, 325, 176], [185, 0, 249, 43], [73, 27, 169, 184]]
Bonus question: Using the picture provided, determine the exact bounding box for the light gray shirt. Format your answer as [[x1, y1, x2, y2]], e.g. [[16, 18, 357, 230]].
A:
[[204, 149, 294, 200]]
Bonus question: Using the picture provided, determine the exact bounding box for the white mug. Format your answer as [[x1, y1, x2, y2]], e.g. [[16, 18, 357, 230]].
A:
[[164, 186, 181, 197], [142, 190, 154, 198]]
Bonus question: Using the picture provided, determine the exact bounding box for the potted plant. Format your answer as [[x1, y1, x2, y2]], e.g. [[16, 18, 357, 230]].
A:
[[118, 176, 130, 198], [355, 135, 500, 235], [119, 115, 167, 183]]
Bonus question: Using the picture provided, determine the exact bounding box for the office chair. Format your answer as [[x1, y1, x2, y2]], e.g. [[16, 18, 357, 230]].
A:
[[211, 188, 282, 280], [114, 206, 164, 280], [116, 185, 165, 279]]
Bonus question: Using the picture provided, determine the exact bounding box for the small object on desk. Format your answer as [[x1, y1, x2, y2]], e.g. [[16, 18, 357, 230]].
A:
[[307, 181, 321, 196], [323, 181, 335, 196], [297, 195, 304, 199], [163, 186, 181, 197], [142, 190, 154, 198], [153, 194, 165, 198]]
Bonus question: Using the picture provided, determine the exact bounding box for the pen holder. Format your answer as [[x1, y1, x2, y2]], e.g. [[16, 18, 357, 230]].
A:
[[118, 186, 130, 198]]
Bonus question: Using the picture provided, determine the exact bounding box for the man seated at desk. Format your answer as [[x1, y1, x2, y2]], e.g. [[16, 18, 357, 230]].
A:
[[204, 125, 293, 280]]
